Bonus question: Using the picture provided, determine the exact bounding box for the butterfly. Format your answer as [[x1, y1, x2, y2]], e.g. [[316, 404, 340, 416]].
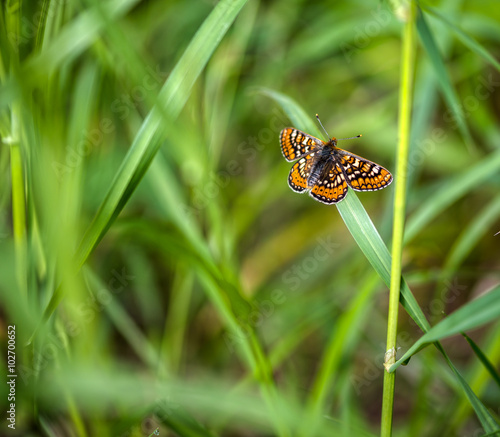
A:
[[280, 116, 393, 204]]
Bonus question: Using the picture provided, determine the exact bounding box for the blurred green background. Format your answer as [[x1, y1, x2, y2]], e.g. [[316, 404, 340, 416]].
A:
[[1, 0, 500, 436]]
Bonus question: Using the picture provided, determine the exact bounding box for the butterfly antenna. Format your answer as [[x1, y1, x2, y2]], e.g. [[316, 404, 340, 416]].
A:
[[316, 114, 330, 139], [338, 134, 363, 141], [316, 114, 362, 141]]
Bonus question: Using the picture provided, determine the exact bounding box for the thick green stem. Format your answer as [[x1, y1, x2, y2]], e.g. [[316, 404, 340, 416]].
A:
[[11, 141, 27, 296], [381, 3, 417, 436]]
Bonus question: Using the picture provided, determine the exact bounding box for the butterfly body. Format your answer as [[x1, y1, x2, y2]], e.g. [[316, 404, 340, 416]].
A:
[[307, 145, 331, 188], [280, 127, 393, 204]]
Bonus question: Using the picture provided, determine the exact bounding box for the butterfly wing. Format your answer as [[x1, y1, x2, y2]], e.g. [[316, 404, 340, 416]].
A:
[[288, 152, 316, 192], [280, 128, 323, 162], [309, 161, 348, 204], [337, 149, 393, 192]]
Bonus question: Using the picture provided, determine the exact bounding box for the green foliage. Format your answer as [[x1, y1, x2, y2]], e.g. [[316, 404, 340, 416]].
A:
[[1, 1, 500, 436]]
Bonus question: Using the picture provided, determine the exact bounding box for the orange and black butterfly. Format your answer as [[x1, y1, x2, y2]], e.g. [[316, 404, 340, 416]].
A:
[[280, 116, 393, 204]]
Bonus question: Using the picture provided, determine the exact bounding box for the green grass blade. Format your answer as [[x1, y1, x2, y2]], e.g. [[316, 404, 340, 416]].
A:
[[423, 6, 500, 72], [0, 0, 142, 109], [337, 192, 430, 333], [27, 0, 141, 75], [382, 5, 417, 434], [447, 326, 500, 435], [438, 347, 500, 434], [443, 195, 500, 274], [405, 148, 500, 242], [305, 273, 380, 429], [84, 268, 160, 370], [391, 284, 500, 370], [144, 156, 289, 436], [462, 333, 500, 389], [416, 8, 474, 149], [35, 0, 66, 51], [33, 0, 250, 356], [253, 87, 321, 137], [75, 0, 248, 267], [146, 153, 252, 319], [10, 141, 27, 297]]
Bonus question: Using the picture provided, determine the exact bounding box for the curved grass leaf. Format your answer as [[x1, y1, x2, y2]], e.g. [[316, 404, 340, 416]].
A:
[[306, 273, 380, 428], [438, 348, 500, 433], [462, 333, 500, 389], [147, 152, 252, 321], [34, 0, 250, 328], [390, 284, 500, 371], [446, 327, 500, 434], [252, 87, 321, 137], [0, 0, 142, 108], [423, 6, 500, 72], [28, 0, 141, 75], [416, 8, 474, 150], [443, 195, 500, 273], [75, 0, 249, 268], [337, 192, 429, 326], [34, 0, 256, 374], [84, 267, 160, 369], [405, 148, 500, 242]]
